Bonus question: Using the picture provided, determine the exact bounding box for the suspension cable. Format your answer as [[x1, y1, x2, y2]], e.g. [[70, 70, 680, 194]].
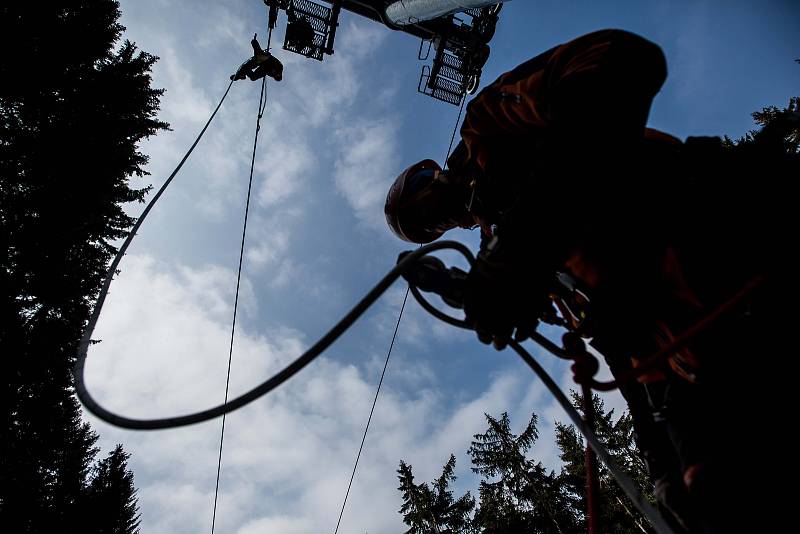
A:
[[210, 76, 268, 534], [444, 95, 467, 162], [209, 22, 278, 531], [76, 222, 672, 533], [332, 97, 468, 534], [333, 289, 409, 534]]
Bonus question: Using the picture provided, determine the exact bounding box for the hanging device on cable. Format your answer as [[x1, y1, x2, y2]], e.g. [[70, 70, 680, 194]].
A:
[[231, 33, 284, 81]]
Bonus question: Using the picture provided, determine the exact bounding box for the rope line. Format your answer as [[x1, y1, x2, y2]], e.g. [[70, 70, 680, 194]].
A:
[[333, 288, 409, 534], [332, 99, 467, 533], [210, 24, 276, 531], [444, 96, 467, 164], [510, 341, 675, 534], [210, 76, 268, 534]]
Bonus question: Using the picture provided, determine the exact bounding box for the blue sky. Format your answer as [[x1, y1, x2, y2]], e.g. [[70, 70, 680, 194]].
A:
[[83, 1, 798, 532]]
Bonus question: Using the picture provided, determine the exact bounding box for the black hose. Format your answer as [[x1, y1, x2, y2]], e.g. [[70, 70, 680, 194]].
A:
[[73, 241, 474, 430]]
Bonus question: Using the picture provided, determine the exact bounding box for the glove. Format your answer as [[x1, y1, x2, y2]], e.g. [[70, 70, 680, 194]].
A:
[[463, 236, 552, 350]]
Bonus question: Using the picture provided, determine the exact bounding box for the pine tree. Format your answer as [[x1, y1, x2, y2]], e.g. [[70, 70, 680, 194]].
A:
[[0, 1, 167, 531], [84, 445, 141, 534], [398, 407, 651, 533], [555, 393, 654, 533], [398, 455, 476, 534], [723, 60, 799, 153], [468, 413, 576, 534]]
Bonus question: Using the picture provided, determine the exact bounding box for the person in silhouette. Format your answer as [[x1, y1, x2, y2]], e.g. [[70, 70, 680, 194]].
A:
[[232, 34, 283, 82], [285, 13, 315, 53], [385, 28, 795, 533]]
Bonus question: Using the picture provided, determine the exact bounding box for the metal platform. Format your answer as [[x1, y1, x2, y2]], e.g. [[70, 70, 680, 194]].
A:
[[262, 1, 503, 105], [282, 0, 334, 61], [416, 6, 499, 105]]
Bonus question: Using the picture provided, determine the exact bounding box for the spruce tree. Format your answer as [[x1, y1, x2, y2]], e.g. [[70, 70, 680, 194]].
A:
[[468, 413, 576, 534], [555, 393, 655, 533], [84, 445, 141, 534], [398, 407, 651, 533], [0, 1, 167, 531], [398, 455, 476, 534]]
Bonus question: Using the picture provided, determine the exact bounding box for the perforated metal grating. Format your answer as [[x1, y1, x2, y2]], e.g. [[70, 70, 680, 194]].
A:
[[283, 0, 332, 61]]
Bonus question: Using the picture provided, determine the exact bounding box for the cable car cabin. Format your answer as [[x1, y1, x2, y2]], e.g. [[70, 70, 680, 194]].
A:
[[263, 0, 503, 104]]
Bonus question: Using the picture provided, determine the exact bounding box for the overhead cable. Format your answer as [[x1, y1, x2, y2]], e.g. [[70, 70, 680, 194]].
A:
[[332, 98, 468, 533], [211, 75, 269, 534]]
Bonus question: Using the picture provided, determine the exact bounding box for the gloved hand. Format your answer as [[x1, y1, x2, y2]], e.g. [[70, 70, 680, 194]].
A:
[[463, 238, 552, 350]]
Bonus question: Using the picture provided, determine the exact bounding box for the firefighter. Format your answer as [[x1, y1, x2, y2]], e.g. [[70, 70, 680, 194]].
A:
[[231, 33, 284, 82], [385, 28, 794, 532]]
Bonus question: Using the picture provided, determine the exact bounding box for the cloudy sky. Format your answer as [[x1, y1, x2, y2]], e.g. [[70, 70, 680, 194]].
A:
[[83, 1, 798, 532]]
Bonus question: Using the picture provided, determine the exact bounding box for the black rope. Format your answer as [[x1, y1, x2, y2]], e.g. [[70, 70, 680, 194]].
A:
[[333, 288, 409, 534], [210, 76, 268, 534], [210, 25, 276, 531], [74, 241, 474, 429], [444, 95, 467, 164], [73, 55, 467, 434], [332, 101, 467, 532]]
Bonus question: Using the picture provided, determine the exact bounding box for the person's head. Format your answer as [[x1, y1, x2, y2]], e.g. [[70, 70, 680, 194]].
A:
[[384, 159, 473, 243]]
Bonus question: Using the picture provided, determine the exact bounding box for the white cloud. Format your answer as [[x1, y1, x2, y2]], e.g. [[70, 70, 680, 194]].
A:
[[195, 4, 249, 52], [246, 225, 291, 270], [178, 261, 257, 319], [256, 140, 315, 207], [238, 516, 314, 534], [155, 39, 215, 125], [334, 120, 400, 230]]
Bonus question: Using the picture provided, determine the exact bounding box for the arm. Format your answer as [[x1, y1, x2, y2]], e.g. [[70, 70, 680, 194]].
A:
[[251, 33, 263, 56]]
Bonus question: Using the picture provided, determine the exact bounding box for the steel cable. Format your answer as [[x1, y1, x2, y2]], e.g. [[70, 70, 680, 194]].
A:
[[332, 100, 467, 533], [210, 75, 268, 534]]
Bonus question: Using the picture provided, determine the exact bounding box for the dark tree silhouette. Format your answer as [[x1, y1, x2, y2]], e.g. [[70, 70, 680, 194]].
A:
[[84, 445, 142, 534], [555, 394, 654, 533], [0, 1, 167, 531], [398, 406, 649, 533], [398, 455, 476, 534], [469, 412, 576, 534], [724, 59, 798, 153]]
